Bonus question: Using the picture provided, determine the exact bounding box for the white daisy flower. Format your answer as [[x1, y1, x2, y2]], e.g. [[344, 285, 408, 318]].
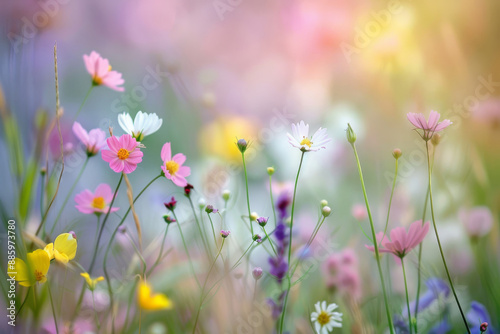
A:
[[311, 301, 343, 334], [287, 121, 331, 152], [118, 111, 163, 141]]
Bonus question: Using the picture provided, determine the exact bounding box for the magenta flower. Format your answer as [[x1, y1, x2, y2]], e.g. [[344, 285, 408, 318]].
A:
[[407, 110, 452, 141], [160, 142, 190, 187], [75, 183, 119, 215], [72, 122, 106, 156], [101, 134, 143, 174], [83, 51, 124, 92], [366, 220, 430, 259]]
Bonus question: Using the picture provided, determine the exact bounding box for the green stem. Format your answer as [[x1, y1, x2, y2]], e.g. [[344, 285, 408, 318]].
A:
[[379, 158, 398, 248], [414, 185, 429, 331], [172, 210, 201, 289], [188, 197, 211, 259], [425, 141, 470, 333], [279, 151, 305, 333], [88, 173, 123, 274], [269, 174, 277, 229], [192, 239, 225, 333], [40, 172, 46, 218], [47, 283, 59, 334], [92, 291, 101, 331], [74, 85, 93, 121], [49, 157, 89, 236], [401, 258, 413, 334], [207, 213, 218, 249], [101, 174, 161, 334], [241, 152, 254, 236], [261, 226, 277, 256], [126, 232, 147, 277], [147, 224, 170, 276], [351, 143, 394, 334], [16, 288, 30, 317]]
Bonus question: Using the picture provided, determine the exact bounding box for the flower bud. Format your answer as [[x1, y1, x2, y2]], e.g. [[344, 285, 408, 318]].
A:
[[221, 230, 230, 238], [118, 226, 127, 234], [250, 212, 259, 221], [252, 267, 263, 280], [267, 167, 275, 175], [222, 190, 230, 201], [164, 197, 177, 211], [184, 184, 194, 197], [40, 167, 47, 175], [320, 200, 328, 207], [236, 138, 248, 153], [431, 133, 441, 146], [163, 215, 176, 224], [346, 123, 356, 144], [257, 217, 268, 227], [198, 198, 206, 209], [480, 322, 488, 333], [205, 205, 219, 214], [253, 234, 263, 243], [392, 148, 402, 159], [68, 231, 77, 240], [322, 206, 332, 217]]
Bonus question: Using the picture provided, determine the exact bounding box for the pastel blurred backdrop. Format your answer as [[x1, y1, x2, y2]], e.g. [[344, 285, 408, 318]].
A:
[[1, 0, 499, 333]]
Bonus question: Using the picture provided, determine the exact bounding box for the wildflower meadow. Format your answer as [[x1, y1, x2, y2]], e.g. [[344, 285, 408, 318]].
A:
[[1, 1, 499, 334]]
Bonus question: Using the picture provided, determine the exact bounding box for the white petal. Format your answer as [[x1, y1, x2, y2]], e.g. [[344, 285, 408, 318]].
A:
[[314, 322, 321, 333], [118, 112, 134, 134], [326, 303, 338, 312], [134, 111, 146, 131], [314, 302, 322, 314], [321, 301, 327, 311]]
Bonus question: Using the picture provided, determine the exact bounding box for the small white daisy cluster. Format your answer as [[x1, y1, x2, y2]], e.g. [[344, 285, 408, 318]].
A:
[[311, 301, 343, 334]]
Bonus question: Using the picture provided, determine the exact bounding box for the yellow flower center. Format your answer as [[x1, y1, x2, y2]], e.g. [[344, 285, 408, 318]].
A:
[[93, 75, 103, 86], [117, 148, 130, 160], [165, 160, 180, 176], [34, 270, 44, 282], [300, 137, 312, 148], [92, 196, 106, 210], [317, 311, 330, 326]]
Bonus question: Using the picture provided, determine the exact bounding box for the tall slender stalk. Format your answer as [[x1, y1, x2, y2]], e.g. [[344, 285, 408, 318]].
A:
[[350, 142, 394, 334], [279, 151, 305, 333], [401, 258, 413, 334], [207, 213, 218, 248], [269, 173, 277, 228], [188, 197, 211, 258], [47, 283, 59, 334], [241, 152, 254, 235], [49, 157, 89, 236], [192, 239, 225, 333], [147, 224, 170, 276], [100, 174, 161, 334], [74, 85, 93, 121], [425, 141, 470, 333], [379, 157, 399, 247], [172, 210, 201, 289], [414, 185, 429, 331], [87, 174, 123, 273]]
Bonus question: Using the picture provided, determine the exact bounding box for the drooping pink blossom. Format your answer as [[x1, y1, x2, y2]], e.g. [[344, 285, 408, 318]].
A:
[[459, 206, 494, 238], [366, 220, 430, 259], [75, 183, 119, 215], [160, 142, 191, 187], [72, 122, 106, 156], [407, 110, 452, 141], [83, 51, 124, 91], [101, 134, 143, 174]]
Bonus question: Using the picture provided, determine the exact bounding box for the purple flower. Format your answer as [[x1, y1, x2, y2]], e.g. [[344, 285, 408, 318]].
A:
[[257, 217, 268, 227], [205, 205, 218, 214], [408, 278, 450, 316], [467, 301, 496, 334], [220, 230, 230, 238]]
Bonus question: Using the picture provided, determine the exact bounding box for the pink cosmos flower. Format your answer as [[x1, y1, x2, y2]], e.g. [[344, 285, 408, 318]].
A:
[[459, 207, 494, 238], [366, 220, 430, 259], [160, 142, 190, 187], [407, 110, 452, 141], [83, 51, 124, 92], [72, 122, 106, 156], [75, 183, 119, 215], [101, 134, 143, 174], [351, 204, 368, 221]]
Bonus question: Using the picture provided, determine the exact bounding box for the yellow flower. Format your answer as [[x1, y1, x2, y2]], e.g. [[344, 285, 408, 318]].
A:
[[138, 280, 173, 311], [80, 272, 104, 291], [10, 249, 50, 287], [44, 233, 77, 264]]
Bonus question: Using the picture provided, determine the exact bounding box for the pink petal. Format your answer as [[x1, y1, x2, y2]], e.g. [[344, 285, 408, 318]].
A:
[[72, 122, 89, 145], [172, 175, 187, 187], [106, 136, 121, 152], [94, 184, 112, 200], [434, 119, 452, 132], [177, 165, 191, 178], [172, 153, 186, 165], [427, 110, 440, 130], [109, 158, 124, 173], [122, 161, 137, 174], [101, 149, 117, 163], [161, 142, 172, 162]]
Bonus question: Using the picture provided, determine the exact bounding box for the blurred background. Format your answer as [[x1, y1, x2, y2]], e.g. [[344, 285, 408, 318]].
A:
[[1, 0, 499, 333]]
